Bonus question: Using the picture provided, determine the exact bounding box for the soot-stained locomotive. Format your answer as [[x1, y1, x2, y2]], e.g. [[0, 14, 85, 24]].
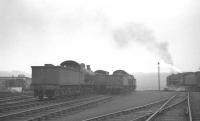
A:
[[167, 72, 200, 91], [31, 60, 136, 99]]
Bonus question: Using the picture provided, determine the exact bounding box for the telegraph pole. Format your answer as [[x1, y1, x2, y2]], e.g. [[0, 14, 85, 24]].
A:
[[158, 62, 160, 91]]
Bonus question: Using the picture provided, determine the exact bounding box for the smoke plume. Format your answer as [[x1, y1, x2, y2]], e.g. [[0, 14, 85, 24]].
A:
[[113, 23, 173, 65]]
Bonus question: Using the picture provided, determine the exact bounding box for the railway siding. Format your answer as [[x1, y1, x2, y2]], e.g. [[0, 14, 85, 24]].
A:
[[0, 95, 33, 104], [0, 94, 96, 114], [134, 92, 188, 121], [0, 95, 111, 121], [26, 96, 112, 121], [149, 97, 188, 121], [0, 91, 184, 121], [81, 92, 188, 121], [51, 91, 176, 121], [83, 95, 175, 121]]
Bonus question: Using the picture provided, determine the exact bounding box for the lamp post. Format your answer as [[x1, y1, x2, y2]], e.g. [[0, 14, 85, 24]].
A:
[[158, 62, 160, 91]]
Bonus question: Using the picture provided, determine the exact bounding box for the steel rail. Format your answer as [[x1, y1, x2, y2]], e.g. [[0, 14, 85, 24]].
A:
[[26, 96, 112, 121], [0, 95, 27, 100], [0, 98, 36, 108], [131, 96, 188, 121], [0, 95, 108, 120], [82, 95, 177, 121], [0, 95, 33, 104], [0, 94, 33, 100], [188, 92, 193, 121], [145, 95, 176, 121], [0, 99, 44, 113], [0, 94, 98, 113]]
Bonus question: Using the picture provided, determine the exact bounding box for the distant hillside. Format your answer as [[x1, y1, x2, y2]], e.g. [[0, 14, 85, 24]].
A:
[[134, 72, 171, 90], [0, 71, 31, 77]]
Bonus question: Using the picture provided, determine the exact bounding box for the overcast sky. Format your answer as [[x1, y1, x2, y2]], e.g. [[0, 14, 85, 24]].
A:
[[0, 0, 200, 74]]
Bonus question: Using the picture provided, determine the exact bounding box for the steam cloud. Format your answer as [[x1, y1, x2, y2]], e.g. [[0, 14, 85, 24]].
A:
[[113, 23, 173, 65]]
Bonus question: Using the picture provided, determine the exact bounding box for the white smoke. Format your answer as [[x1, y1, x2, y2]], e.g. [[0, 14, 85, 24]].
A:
[[113, 23, 173, 65]]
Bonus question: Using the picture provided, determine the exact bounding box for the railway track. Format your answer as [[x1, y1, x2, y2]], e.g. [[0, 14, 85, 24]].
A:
[[0, 92, 31, 98], [142, 93, 188, 121], [82, 92, 189, 121], [0, 94, 97, 113], [189, 92, 200, 121], [0, 95, 112, 121], [0, 97, 37, 108], [0, 95, 34, 104]]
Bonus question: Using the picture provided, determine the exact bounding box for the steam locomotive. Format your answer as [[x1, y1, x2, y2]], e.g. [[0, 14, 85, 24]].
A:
[[31, 60, 136, 99], [167, 71, 200, 91]]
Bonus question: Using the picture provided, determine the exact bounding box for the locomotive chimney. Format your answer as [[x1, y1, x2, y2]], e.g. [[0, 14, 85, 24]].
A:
[[86, 65, 91, 71]]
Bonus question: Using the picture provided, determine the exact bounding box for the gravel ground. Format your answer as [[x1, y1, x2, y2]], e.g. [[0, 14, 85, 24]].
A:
[[50, 91, 176, 121]]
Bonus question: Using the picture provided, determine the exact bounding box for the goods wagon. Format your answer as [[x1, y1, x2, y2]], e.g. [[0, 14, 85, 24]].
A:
[[31, 60, 94, 99], [107, 70, 136, 94]]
